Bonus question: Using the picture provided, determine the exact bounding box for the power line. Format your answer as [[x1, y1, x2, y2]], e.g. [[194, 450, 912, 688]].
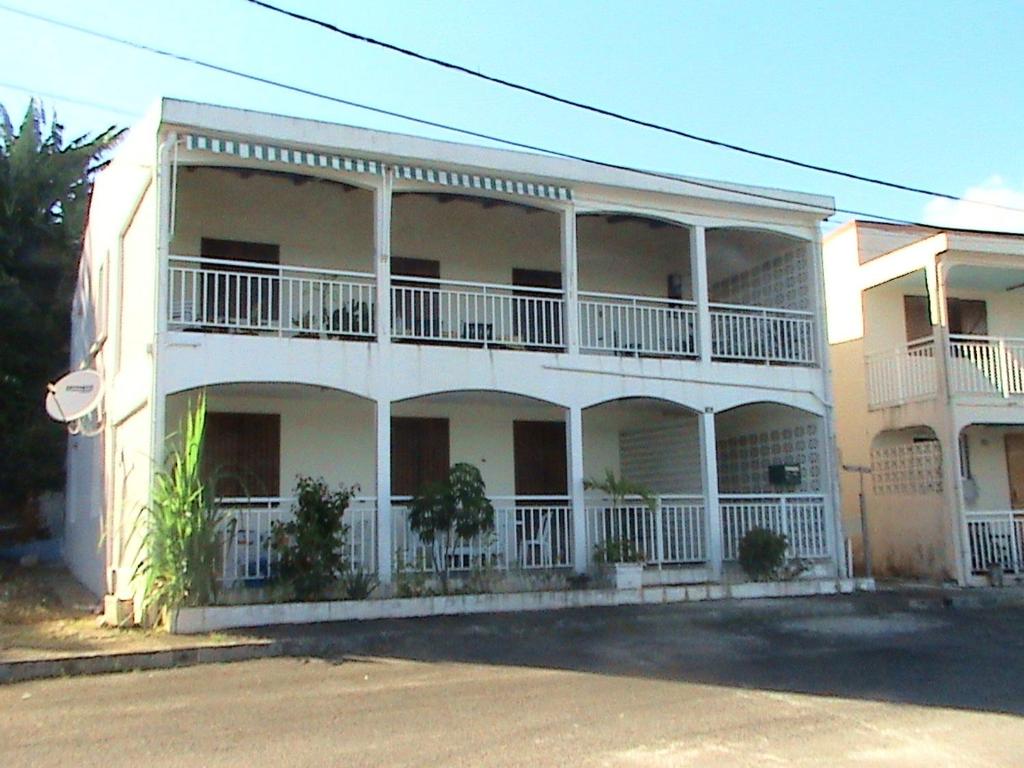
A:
[[0, 4, 969, 229], [0, 80, 140, 118], [243, 0, 1024, 219]]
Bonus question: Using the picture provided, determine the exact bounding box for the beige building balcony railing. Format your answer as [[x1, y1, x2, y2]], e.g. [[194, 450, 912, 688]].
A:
[[865, 333, 1024, 409], [965, 511, 1024, 575], [166, 257, 820, 367]]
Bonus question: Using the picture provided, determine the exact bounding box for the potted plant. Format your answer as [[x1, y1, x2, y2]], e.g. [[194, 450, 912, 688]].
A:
[[585, 469, 654, 590]]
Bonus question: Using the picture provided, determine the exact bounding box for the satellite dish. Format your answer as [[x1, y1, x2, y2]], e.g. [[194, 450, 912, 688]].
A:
[[45, 369, 104, 423]]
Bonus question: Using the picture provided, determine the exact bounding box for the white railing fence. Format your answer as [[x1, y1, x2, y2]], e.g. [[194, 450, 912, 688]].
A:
[[217, 496, 377, 583], [168, 256, 376, 338], [585, 495, 706, 565], [709, 303, 816, 365], [966, 512, 1024, 574], [948, 335, 1024, 398], [578, 292, 698, 358], [719, 494, 829, 560], [864, 337, 937, 409], [391, 276, 564, 349], [392, 497, 573, 573]]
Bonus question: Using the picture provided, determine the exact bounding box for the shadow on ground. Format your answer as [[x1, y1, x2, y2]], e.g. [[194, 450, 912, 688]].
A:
[[232, 594, 1024, 717]]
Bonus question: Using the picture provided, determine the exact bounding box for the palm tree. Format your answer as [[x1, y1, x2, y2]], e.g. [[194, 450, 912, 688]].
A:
[[0, 100, 122, 535]]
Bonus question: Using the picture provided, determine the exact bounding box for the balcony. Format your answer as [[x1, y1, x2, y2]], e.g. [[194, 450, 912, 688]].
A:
[[866, 333, 1024, 409], [167, 256, 819, 367], [168, 256, 376, 339], [391, 276, 565, 350]]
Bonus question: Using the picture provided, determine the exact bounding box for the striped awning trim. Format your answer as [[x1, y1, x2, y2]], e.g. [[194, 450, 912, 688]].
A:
[[393, 164, 572, 201], [182, 134, 572, 200], [183, 134, 382, 176]]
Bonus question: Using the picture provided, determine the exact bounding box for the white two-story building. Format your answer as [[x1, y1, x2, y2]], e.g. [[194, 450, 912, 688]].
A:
[[66, 99, 842, 607], [826, 220, 1024, 585]]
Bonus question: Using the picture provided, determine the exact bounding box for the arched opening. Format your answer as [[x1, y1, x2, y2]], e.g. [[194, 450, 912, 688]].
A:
[[168, 166, 376, 340], [391, 390, 572, 573], [582, 398, 706, 566], [576, 213, 696, 358], [705, 228, 817, 365], [715, 402, 831, 564], [165, 383, 377, 586], [390, 192, 564, 350], [960, 423, 1024, 576]]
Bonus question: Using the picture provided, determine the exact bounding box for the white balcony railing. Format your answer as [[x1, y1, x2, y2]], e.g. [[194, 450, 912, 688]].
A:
[[391, 276, 564, 349], [865, 336, 938, 409], [720, 494, 829, 560], [217, 496, 377, 583], [947, 334, 1024, 398], [585, 495, 706, 565], [578, 292, 698, 358], [966, 511, 1024, 574], [168, 256, 376, 338], [709, 303, 816, 365], [392, 497, 573, 572]]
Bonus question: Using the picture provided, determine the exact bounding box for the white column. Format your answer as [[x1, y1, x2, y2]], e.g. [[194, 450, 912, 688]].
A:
[[374, 172, 393, 347], [690, 225, 712, 364], [567, 406, 588, 571], [560, 207, 580, 354], [699, 408, 723, 580], [375, 398, 393, 584]]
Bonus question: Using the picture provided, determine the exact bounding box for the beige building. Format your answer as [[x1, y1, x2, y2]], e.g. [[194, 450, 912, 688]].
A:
[[825, 220, 1024, 584]]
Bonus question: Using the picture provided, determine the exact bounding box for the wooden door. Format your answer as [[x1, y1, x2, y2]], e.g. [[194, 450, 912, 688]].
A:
[[947, 298, 989, 336], [201, 238, 279, 326], [391, 417, 450, 496], [903, 295, 932, 343], [513, 420, 568, 497], [512, 268, 562, 347], [202, 412, 281, 498], [392, 257, 441, 338], [1006, 434, 1024, 510]]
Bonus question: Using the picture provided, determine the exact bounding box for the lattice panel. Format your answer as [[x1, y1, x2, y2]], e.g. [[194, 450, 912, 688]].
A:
[[870, 442, 943, 495], [717, 421, 821, 493], [711, 246, 810, 311]]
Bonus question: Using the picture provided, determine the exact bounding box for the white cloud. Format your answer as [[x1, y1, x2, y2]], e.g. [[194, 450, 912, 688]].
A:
[[922, 176, 1024, 233]]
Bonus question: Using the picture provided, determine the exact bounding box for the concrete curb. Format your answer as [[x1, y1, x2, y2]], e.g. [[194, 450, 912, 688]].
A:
[[0, 641, 282, 685]]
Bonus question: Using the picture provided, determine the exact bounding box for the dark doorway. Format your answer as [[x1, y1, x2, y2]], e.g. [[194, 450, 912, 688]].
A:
[[392, 257, 441, 339], [513, 420, 568, 496], [202, 412, 281, 498], [201, 238, 279, 327], [391, 417, 450, 496], [512, 268, 563, 348]]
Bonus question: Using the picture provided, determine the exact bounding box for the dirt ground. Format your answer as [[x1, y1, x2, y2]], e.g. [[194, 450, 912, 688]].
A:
[[0, 562, 241, 662]]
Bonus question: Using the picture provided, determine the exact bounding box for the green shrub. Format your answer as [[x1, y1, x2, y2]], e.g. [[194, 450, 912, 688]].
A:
[[141, 393, 225, 623], [738, 527, 788, 581], [272, 477, 357, 601], [593, 537, 645, 564], [341, 569, 379, 600], [409, 462, 494, 593]]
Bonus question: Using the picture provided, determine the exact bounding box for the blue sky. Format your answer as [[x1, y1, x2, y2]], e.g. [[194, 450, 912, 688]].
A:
[[2, 0, 1023, 231]]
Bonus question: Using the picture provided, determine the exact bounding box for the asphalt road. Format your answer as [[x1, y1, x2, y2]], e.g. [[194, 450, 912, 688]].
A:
[[3, 596, 1024, 767]]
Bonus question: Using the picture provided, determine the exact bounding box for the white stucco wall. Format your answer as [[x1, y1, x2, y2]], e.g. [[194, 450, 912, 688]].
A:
[[962, 425, 1024, 511], [391, 194, 561, 285], [576, 215, 692, 298], [170, 166, 375, 274]]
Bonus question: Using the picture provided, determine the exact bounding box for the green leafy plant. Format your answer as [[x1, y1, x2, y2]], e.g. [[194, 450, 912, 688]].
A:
[[738, 527, 789, 581], [341, 569, 379, 600], [272, 477, 357, 601], [141, 394, 225, 623], [592, 537, 645, 565], [408, 462, 495, 593], [585, 469, 653, 565]]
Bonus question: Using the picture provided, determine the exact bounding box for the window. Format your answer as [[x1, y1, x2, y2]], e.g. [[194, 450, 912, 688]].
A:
[[391, 417, 450, 496], [946, 298, 988, 336], [903, 295, 932, 342]]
